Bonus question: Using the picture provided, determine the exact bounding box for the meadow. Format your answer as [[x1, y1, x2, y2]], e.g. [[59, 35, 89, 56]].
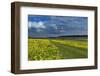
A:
[[28, 37, 88, 60]]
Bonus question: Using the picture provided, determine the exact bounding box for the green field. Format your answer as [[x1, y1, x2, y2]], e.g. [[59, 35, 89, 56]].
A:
[[28, 38, 88, 60]]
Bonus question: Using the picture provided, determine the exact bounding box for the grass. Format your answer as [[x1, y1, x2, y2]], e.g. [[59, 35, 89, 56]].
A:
[[28, 38, 88, 61]]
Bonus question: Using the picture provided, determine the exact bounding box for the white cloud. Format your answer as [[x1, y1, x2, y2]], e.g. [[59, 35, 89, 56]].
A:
[[28, 21, 46, 29], [50, 24, 58, 30], [36, 29, 43, 32]]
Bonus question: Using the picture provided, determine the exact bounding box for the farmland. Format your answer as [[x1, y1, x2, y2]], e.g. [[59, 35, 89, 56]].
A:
[[28, 37, 88, 61]]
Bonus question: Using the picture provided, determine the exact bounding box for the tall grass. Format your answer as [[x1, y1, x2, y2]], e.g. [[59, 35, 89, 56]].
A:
[[28, 38, 88, 60]]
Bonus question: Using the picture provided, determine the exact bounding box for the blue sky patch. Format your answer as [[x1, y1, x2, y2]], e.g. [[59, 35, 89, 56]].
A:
[[28, 15, 88, 37]]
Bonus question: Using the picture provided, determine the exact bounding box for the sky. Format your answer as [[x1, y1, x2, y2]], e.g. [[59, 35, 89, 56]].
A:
[[28, 15, 88, 37]]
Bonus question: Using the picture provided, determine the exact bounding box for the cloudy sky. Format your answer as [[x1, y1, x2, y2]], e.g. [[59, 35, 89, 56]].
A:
[[28, 15, 88, 37]]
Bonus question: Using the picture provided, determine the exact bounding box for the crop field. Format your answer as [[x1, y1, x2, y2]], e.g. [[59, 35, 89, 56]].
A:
[[28, 38, 88, 61]]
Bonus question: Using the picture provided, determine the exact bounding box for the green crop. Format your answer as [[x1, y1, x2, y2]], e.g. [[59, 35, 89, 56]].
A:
[[28, 38, 88, 61]]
